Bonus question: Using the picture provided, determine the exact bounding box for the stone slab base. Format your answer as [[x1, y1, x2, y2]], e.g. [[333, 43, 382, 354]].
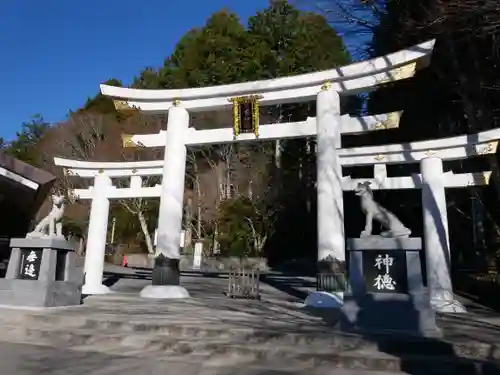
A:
[[140, 285, 190, 299], [431, 291, 467, 313], [10, 237, 76, 250], [82, 283, 112, 295], [340, 292, 442, 338], [347, 236, 422, 250], [0, 279, 81, 307]]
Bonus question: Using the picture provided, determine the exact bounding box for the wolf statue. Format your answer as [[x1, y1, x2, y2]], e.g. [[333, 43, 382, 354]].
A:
[[26, 195, 66, 239], [354, 181, 411, 238]]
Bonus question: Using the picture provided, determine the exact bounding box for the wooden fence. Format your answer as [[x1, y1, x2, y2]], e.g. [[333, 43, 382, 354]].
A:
[[227, 266, 261, 300]]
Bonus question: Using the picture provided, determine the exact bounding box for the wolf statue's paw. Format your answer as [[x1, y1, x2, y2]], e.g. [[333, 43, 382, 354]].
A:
[[360, 230, 371, 238], [26, 231, 44, 239]]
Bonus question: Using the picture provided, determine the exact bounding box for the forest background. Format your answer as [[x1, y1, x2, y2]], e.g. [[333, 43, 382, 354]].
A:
[[2, 0, 500, 274]]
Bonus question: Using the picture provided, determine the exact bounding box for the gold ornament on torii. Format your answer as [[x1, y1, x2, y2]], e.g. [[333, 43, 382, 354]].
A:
[[113, 100, 138, 112], [374, 111, 402, 130], [379, 62, 417, 84], [228, 95, 263, 139], [476, 142, 498, 156], [121, 134, 146, 148]]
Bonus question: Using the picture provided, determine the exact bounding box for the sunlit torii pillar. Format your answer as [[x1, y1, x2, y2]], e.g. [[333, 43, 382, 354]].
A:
[[139, 103, 191, 299], [82, 172, 111, 295]]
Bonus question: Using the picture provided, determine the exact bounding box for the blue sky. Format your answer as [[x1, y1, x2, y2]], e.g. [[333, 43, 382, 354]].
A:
[[0, 0, 271, 141]]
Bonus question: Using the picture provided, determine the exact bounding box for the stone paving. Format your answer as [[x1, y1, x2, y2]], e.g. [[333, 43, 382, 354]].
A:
[[0, 341, 407, 375], [0, 268, 500, 374]]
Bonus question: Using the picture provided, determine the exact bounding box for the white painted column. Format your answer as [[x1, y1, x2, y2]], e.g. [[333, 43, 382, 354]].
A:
[[156, 105, 189, 260], [421, 157, 466, 312], [316, 88, 345, 262], [82, 173, 112, 295], [130, 175, 142, 190], [140, 104, 190, 299]]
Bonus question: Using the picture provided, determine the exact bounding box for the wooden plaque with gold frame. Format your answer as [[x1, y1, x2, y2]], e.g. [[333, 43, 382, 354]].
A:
[[229, 95, 263, 138]]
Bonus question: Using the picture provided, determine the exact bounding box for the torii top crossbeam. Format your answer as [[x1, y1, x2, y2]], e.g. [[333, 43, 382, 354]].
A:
[[101, 40, 435, 113]]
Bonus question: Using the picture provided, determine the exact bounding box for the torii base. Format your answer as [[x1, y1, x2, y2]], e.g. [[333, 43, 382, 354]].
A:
[[140, 254, 190, 299], [151, 254, 180, 285], [140, 285, 190, 299]]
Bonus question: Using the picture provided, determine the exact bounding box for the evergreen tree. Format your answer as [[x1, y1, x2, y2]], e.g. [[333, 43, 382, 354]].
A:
[[7, 114, 50, 166], [366, 0, 500, 271], [79, 78, 125, 120], [245, 0, 349, 79], [43, 2, 351, 264], [159, 10, 248, 89], [244, 1, 352, 264]]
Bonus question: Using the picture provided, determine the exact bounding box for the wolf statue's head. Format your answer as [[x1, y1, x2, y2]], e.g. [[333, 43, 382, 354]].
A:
[[354, 181, 372, 196], [51, 195, 65, 207]]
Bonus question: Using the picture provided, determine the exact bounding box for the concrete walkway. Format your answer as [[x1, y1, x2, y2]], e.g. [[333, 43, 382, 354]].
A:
[[1, 269, 500, 374], [0, 341, 411, 375]]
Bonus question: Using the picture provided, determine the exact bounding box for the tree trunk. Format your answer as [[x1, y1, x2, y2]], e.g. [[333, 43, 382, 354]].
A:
[[193, 162, 202, 240], [77, 237, 84, 256], [255, 234, 267, 255], [184, 196, 193, 248], [274, 140, 281, 168], [226, 168, 231, 199], [248, 180, 253, 199], [138, 211, 154, 255], [225, 146, 232, 199], [212, 224, 220, 255]]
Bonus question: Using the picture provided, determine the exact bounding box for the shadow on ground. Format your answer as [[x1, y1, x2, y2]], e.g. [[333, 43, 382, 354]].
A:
[[91, 267, 500, 374], [301, 294, 500, 375], [260, 274, 314, 300]]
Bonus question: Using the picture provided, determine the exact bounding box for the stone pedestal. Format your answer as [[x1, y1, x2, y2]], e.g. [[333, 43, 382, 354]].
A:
[[0, 238, 81, 307], [341, 237, 440, 337]]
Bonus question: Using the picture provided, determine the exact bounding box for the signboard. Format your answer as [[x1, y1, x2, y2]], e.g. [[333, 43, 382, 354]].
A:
[[193, 242, 203, 270], [18, 249, 43, 280], [362, 251, 408, 294]]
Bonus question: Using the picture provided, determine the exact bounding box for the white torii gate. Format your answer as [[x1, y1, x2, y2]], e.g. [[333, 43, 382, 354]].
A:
[[53, 108, 404, 295], [55, 158, 163, 294], [341, 130, 498, 312], [55, 126, 499, 312], [54, 39, 493, 311]]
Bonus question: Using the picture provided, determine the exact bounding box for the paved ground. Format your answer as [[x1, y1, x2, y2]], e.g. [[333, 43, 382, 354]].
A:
[[0, 341, 408, 375], [101, 264, 500, 311], [0, 266, 500, 374]]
